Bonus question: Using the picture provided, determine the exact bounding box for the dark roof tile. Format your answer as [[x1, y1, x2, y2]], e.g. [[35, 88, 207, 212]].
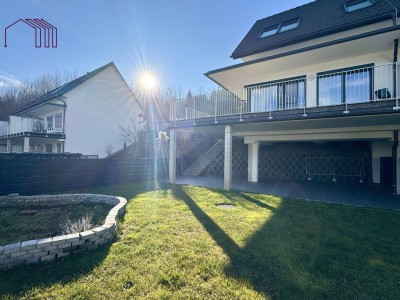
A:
[[231, 0, 400, 59]]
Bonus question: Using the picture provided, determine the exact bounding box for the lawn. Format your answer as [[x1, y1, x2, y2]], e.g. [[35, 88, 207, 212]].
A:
[[0, 182, 399, 299], [0, 203, 112, 245]]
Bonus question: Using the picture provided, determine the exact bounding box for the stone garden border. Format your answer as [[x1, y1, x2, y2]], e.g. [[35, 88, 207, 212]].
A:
[[0, 194, 127, 270]]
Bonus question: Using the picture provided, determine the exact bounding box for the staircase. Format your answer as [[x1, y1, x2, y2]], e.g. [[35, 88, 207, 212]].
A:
[[183, 139, 224, 176]]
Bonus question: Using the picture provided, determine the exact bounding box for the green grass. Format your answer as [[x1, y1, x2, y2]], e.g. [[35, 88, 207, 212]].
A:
[[0, 203, 112, 245], [0, 182, 399, 299]]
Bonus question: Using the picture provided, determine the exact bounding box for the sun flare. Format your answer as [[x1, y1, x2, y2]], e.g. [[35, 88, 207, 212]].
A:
[[140, 73, 157, 90]]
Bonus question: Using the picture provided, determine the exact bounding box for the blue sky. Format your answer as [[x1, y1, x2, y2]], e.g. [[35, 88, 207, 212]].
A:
[[0, 0, 311, 94]]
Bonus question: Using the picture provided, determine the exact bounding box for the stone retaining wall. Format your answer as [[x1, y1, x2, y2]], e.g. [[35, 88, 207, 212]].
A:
[[0, 194, 127, 270]]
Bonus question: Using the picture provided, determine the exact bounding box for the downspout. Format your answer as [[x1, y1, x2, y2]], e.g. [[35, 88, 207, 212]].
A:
[[393, 39, 398, 98], [387, 0, 398, 25], [56, 96, 67, 137], [392, 130, 398, 194]]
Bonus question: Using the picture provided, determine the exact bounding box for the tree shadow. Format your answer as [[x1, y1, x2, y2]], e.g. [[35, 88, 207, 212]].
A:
[[0, 243, 112, 296], [172, 185, 400, 299]]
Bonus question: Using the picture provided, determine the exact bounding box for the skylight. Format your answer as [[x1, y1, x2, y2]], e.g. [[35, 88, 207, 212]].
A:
[[280, 19, 301, 32], [259, 26, 279, 38], [259, 18, 300, 39], [344, 0, 375, 13]]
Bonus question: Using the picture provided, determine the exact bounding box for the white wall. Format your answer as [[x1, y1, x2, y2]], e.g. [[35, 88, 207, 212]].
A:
[[63, 65, 143, 157]]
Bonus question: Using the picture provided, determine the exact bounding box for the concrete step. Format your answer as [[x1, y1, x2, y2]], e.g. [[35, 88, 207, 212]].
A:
[[183, 139, 224, 176]]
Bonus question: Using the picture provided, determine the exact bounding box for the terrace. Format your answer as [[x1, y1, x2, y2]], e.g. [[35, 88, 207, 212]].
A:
[[169, 63, 400, 127]]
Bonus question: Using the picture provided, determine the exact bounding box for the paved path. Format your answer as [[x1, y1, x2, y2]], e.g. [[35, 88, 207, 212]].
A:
[[175, 176, 400, 211]]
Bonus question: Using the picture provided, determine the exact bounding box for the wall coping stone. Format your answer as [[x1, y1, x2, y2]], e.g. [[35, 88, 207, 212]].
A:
[[0, 194, 126, 270]]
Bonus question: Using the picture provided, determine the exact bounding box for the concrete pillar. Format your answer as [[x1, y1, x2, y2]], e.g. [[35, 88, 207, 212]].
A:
[[169, 129, 177, 184], [248, 142, 260, 182], [6, 139, 11, 152], [224, 125, 232, 190], [23, 136, 29, 152]]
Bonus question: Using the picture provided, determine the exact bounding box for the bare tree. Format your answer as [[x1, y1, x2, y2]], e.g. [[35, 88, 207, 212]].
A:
[[118, 119, 140, 145], [105, 143, 114, 156], [0, 70, 80, 119]]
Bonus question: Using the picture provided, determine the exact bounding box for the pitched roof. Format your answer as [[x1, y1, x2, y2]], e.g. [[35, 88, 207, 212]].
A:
[[14, 62, 115, 114], [231, 0, 400, 59]]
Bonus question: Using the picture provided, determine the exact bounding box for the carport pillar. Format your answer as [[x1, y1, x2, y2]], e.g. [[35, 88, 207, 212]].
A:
[[23, 137, 29, 152], [6, 139, 11, 152], [248, 142, 260, 182], [169, 129, 177, 184], [224, 125, 232, 190]]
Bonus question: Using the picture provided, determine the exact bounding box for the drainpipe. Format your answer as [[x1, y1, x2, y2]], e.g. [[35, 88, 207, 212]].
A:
[[393, 39, 398, 98], [392, 130, 398, 194], [56, 96, 67, 137], [387, 0, 398, 25]]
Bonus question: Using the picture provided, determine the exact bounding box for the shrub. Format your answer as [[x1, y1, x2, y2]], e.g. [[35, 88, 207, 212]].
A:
[[59, 213, 94, 235]]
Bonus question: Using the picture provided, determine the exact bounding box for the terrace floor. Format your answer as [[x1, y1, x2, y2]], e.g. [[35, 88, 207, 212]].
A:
[[175, 175, 400, 211]]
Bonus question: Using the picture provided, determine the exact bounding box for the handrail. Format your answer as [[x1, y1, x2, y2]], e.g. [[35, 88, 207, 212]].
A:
[[170, 62, 400, 122]]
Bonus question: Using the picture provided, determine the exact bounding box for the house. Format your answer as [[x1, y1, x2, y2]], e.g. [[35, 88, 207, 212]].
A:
[[168, 0, 400, 195], [0, 62, 143, 157]]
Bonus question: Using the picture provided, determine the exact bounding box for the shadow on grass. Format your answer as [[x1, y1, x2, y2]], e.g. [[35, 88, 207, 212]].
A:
[[0, 243, 112, 296], [0, 182, 160, 297], [172, 185, 400, 299]]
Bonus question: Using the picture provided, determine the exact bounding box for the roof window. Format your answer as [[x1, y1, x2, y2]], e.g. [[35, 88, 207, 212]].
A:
[[259, 18, 300, 39], [344, 0, 375, 13]]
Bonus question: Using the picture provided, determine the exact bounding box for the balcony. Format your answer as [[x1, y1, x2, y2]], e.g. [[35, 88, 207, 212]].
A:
[[170, 63, 400, 126], [0, 116, 64, 139]]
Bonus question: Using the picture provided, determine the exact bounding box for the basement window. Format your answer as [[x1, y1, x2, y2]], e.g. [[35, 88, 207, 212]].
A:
[[344, 0, 375, 13], [259, 18, 300, 38]]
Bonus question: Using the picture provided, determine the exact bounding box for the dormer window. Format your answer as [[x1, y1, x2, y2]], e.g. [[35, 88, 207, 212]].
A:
[[259, 25, 279, 38], [344, 0, 375, 13], [259, 18, 300, 39], [280, 19, 301, 32]]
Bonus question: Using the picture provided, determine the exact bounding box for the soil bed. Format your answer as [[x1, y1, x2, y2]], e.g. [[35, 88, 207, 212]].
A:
[[0, 203, 112, 245]]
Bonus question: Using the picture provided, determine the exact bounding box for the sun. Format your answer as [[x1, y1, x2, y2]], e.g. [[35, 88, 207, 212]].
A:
[[140, 73, 157, 90]]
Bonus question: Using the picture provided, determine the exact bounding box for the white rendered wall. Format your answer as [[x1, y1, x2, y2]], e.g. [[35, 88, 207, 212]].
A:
[[63, 66, 142, 157]]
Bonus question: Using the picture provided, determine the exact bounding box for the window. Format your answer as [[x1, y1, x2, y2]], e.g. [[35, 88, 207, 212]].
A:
[[259, 25, 279, 38], [46, 144, 52, 153], [317, 65, 373, 106], [280, 19, 301, 32], [344, 0, 374, 13], [259, 18, 300, 38], [47, 115, 53, 129], [249, 77, 306, 112], [55, 113, 63, 129]]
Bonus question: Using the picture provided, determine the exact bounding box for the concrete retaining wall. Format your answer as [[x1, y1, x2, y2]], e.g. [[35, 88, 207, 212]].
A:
[[0, 194, 127, 270]]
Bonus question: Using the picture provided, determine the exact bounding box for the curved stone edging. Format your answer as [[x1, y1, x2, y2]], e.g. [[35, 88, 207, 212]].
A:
[[0, 194, 127, 270]]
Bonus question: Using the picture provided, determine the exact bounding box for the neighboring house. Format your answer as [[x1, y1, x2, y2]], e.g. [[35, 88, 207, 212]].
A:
[[168, 0, 400, 194], [0, 62, 143, 158]]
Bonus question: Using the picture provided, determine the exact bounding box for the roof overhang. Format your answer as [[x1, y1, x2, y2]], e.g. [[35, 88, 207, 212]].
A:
[[206, 25, 400, 91], [15, 97, 67, 118]]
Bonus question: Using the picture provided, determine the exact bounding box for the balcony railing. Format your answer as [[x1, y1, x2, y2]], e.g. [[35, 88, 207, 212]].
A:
[[0, 117, 64, 138], [170, 63, 400, 123]]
